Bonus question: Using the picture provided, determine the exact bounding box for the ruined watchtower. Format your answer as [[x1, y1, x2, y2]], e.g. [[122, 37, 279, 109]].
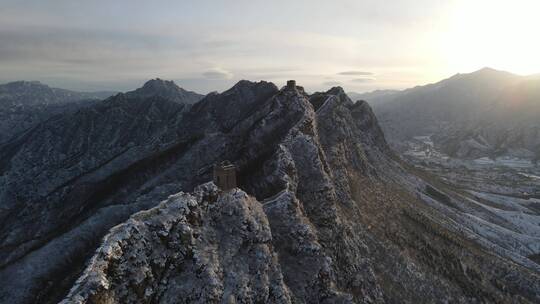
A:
[[286, 80, 297, 91], [213, 160, 237, 191]]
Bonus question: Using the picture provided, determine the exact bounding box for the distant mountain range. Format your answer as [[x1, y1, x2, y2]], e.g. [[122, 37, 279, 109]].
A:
[[0, 80, 116, 107], [0, 79, 204, 144], [0, 81, 119, 143], [354, 68, 540, 161], [347, 89, 399, 105]]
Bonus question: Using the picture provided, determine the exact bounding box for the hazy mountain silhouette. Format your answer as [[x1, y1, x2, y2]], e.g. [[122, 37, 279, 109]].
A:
[[357, 68, 540, 160]]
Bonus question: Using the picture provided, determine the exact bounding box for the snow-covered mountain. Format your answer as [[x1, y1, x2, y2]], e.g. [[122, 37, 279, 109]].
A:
[[0, 80, 539, 303]]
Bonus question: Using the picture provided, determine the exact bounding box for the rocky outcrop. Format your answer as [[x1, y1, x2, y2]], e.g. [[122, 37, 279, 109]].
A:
[[63, 183, 292, 304]]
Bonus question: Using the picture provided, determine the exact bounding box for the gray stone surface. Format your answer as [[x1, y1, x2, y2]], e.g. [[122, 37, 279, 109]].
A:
[[63, 183, 292, 304]]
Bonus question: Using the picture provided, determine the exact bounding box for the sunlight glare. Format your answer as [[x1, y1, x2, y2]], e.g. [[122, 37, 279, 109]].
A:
[[439, 0, 540, 75]]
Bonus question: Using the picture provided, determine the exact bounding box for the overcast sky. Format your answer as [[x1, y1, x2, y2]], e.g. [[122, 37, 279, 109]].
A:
[[1, 0, 539, 93]]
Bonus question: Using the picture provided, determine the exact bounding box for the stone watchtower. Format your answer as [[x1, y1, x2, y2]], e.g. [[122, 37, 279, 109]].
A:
[[286, 80, 296, 91], [213, 161, 237, 191]]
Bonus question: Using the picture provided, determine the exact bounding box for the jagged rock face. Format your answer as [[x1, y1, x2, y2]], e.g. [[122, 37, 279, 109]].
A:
[[63, 183, 292, 304], [1, 80, 540, 303], [0, 81, 115, 143]]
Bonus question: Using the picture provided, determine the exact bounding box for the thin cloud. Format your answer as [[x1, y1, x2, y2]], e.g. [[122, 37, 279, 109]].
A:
[[351, 78, 376, 83], [338, 71, 374, 76], [202, 68, 233, 80], [323, 81, 342, 86]]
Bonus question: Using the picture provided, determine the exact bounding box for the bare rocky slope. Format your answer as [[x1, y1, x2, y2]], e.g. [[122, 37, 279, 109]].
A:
[[1, 80, 539, 303]]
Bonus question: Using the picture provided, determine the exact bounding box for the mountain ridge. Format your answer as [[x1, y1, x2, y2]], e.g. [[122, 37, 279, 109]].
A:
[[0, 79, 205, 145], [0, 79, 539, 303]]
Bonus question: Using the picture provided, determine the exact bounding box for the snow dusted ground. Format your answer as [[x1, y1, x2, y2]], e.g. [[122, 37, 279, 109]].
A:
[[397, 135, 540, 267], [400, 135, 540, 196], [519, 172, 540, 180], [464, 192, 540, 252], [470, 191, 540, 212], [474, 156, 536, 169], [403, 135, 537, 170], [413, 186, 540, 271]]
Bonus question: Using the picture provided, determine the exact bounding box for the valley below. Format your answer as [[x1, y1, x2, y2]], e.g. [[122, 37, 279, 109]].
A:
[[397, 134, 540, 262], [356, 68, 540, 281], [401, 135, 540, 196]]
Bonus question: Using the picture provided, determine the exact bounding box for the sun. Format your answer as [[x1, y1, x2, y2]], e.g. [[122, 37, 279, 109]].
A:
[[438, 0, 540, 75]]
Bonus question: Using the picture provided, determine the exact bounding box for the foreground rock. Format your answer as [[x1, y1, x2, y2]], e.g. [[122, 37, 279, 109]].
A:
[[63, 183, 292, 303]]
